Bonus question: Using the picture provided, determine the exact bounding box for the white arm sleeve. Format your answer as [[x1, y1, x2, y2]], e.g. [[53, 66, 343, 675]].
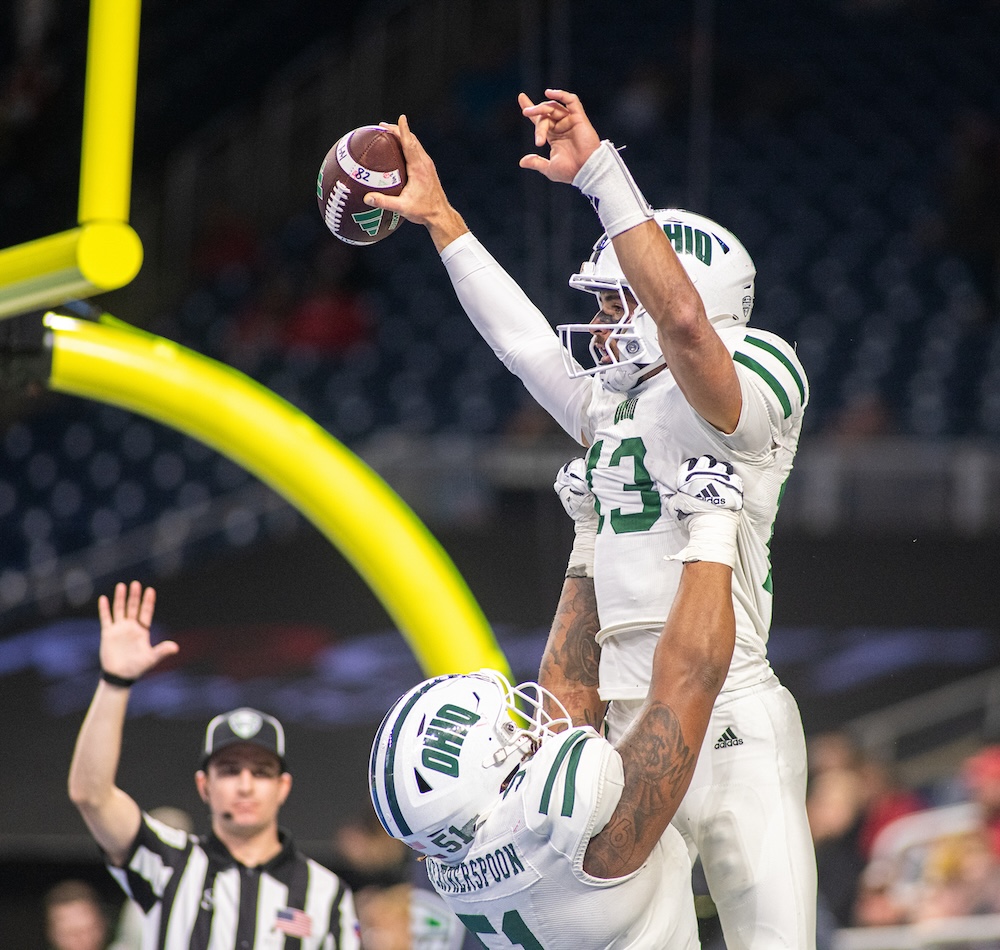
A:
[[441, 232, 592, 443]]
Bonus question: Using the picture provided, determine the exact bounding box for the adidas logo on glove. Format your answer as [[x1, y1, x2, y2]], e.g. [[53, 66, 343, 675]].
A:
[[695, 484, 727, 505]]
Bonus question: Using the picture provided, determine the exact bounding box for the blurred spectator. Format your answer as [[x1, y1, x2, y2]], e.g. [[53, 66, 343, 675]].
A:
[[912, 830, 1000, 920], [964, 743, 1000, 857], [354, 884, 410, 950], [852, 858, 909, 927], [44, 879, 110, 950], [354, 883, 466, 950], [807, 731, 925, 927], [810, 730, 865, 774], [857, 758, 925, 861], [808, 762, 868, 927], [283, 242, 374, 353], [330, 812, 469, 949], [329, 810, 411, 894], [842, 743, 1000, 930]]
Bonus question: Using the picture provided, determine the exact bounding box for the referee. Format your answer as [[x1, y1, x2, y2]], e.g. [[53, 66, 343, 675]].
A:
[[68, 581, 360, 950]]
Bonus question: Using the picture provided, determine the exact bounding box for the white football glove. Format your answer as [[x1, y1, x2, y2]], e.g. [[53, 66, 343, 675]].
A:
[[553, 457, 598, 525], [665, 455, 743, 568], [553, 457, 597, 578], [667, 454, 744, 520]]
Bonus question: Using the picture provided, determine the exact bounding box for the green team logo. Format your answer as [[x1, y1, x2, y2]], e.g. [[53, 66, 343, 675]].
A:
[[614, 397, 638, 424], [662, 222, 713, 266], [351, 208, 401, 237], [422, 704, 481, 777], [352, 208, 384, 236]]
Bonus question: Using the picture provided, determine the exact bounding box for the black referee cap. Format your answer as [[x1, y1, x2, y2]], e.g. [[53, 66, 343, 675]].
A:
[[201, 707, 288, 772]]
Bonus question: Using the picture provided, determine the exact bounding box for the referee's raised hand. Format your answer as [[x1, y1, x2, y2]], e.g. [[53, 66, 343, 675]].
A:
[[98, 581, 178, 684]]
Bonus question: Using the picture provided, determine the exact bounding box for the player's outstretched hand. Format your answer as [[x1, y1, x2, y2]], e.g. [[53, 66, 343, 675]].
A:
[[518, 89, 602, 184], [364, 115, 449, 227], [97, 581, 178, 682]]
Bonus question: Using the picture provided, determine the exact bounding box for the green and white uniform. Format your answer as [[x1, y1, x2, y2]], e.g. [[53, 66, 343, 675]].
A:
[[583, 322, 805, 699], [443, 231, 817, 949], [424, 728, 700, 950]]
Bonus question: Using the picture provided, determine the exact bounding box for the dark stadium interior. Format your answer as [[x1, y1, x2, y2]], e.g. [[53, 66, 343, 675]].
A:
[[2, 0, 1000, 944]]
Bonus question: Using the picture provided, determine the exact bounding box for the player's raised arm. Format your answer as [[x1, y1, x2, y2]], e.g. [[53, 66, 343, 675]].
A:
[[364, 115, 470, 253], [583, 458, 741, 877], [608, 222, 742, 433], [68, 581, 177, 866], [520, 88, 742, 434]]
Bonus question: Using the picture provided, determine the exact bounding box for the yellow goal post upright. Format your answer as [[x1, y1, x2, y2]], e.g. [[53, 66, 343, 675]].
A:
[[0, 0, 143, 320], [0, 0, 511, 678]]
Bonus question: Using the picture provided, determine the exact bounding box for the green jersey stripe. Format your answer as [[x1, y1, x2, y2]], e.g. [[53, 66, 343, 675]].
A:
[[561, 735, 593, 817], [742, 334, 806, 403], [539, 729, 587, 815], [734, 351, 792, 419]]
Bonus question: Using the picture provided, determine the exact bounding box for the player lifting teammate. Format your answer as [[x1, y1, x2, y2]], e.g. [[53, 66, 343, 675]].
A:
[[364, 88, 816, 949]]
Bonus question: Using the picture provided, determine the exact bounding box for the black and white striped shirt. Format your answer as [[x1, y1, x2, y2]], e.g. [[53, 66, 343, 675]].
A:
[[107, 813, 359, 950]]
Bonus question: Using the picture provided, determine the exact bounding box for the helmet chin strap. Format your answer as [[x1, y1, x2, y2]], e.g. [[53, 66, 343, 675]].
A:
[[596, 301, 666, 392], [599, 355, 666, 393]]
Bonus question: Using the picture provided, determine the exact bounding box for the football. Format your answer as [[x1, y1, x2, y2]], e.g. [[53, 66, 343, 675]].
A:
[[316, 126, 407, 246]]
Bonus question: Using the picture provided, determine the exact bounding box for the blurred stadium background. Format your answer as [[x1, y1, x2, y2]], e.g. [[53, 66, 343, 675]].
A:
[[2, 0, 1000, 945]]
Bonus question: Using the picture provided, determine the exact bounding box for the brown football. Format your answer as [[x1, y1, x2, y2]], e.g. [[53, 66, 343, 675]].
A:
[[316, 126, 407, 246]]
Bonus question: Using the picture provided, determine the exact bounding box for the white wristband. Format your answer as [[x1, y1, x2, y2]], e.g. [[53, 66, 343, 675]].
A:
[[565, 516, 597, 578], [665, 510, 740, 569], [573, 140, 654, 238]]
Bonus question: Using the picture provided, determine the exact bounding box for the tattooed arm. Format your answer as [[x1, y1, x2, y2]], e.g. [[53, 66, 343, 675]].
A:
[[538, 576, 605, 731], [583, 561, 735, 877]]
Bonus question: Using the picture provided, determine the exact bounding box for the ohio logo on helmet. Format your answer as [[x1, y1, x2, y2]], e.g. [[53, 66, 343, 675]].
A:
[[421, 704, 482, 777]]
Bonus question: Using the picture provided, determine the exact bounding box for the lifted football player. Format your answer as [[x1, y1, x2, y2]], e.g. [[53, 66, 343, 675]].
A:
[[366, 89, 815, 949]]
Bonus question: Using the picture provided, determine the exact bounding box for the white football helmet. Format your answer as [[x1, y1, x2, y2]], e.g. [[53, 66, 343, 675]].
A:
[[369, 669, 571, 864], [560, 209, 756, 393]]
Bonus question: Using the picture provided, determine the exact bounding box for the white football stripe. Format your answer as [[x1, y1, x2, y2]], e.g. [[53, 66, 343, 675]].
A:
[[335, 130, 403, 189]]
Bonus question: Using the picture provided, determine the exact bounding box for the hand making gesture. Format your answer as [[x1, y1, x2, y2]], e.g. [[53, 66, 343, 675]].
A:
[[98, 581, 177, 683], [518, 89, 602, 184]]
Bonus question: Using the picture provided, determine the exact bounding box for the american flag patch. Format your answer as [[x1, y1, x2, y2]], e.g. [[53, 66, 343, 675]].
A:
[[274, 908, 313, 937]]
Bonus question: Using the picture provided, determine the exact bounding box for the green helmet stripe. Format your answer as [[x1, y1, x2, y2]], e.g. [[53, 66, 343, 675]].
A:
[[372, 676, 453, 838]]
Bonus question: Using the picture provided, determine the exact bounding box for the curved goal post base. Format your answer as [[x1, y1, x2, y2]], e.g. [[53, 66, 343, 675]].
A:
[[43, 311, 509, 678]]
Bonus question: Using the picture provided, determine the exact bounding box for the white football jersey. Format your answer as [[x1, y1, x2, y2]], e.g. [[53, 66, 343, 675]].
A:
[[424, 728, 699, 950], [440, 235, 809, 696], [583, 325, 808, 698]]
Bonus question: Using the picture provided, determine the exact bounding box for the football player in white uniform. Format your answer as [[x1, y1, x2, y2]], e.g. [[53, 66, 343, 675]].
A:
[[371, 460, 743, 950], [366, 90, 815, 948]]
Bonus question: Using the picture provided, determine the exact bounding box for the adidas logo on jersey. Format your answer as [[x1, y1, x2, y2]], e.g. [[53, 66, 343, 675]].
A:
[[714, 727, 743, 749], [695, 484, 726, 505]]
